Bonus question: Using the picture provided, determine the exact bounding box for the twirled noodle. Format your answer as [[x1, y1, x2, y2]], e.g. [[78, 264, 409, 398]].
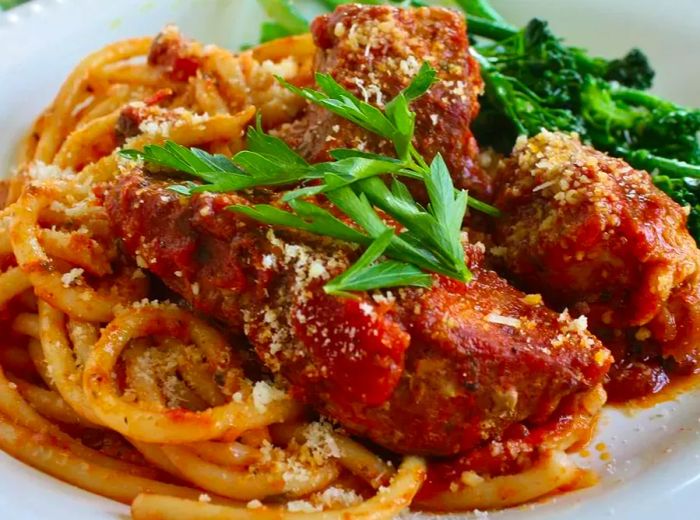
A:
[[130, 456, 426, 520], [11, 184, 144, 322], [0, 366, 154, 478], [53, 109, 123, 169], [26, 338, 57, 390], [0, 267, 32, 308], [184, 441, 260, 467], [33, 38, 152, 162], [7, 375, 97, 428], [157, 444, 338, 500], [416, 451, 580, 511], [82, 304, 302, 443], [38, 300, 107, 424], [0, 412, 205, 504], [415, 384, 607, 511]]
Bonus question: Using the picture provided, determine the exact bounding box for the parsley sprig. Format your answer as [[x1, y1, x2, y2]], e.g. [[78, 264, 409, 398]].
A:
[[323, 229, 432, 297], [121, 64, 500, 294]]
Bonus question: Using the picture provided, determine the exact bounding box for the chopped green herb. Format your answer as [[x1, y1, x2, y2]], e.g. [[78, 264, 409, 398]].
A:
[[323, 229, 432, 297], [122, 62, 500, 293]]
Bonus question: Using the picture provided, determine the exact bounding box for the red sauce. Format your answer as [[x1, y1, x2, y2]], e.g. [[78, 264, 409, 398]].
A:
[[604, 334, 699, 405], [171, 56, 200, 81], [605, 360, 670, 402], [291, 288, 410, 407], [164, 407, 213, 425], [417, 417, 563, 500], [611, 371, 700, 413], [416, 393, 601, 502], [416, 440, 533, 502]]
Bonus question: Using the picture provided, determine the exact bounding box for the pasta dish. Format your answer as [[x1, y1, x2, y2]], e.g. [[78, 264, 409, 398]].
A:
[[0, 1, 698, 519]]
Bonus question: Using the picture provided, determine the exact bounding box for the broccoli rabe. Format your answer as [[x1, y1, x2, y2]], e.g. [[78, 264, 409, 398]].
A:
[[580, 78, 700, 169], [469, 18, 658, 151], [472, 50, 585, 150], [654, 176, 700, 239]]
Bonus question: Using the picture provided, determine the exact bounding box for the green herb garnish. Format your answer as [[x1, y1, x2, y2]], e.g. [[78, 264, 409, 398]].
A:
[[323, 229, 432, 297], [122, 64, 499, 294]]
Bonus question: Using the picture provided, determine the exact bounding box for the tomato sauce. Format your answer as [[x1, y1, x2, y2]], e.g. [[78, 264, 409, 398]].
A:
[[604, 334, 699, 405], [610, 371, 700, 412], [416, 407, 598, 501]]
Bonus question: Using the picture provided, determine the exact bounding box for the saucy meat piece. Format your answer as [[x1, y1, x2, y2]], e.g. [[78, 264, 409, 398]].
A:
[[148, 25, 202, 81], [492, 131, 700, 376], [104, 168, 610, 456], [276, 4, 491, 199]]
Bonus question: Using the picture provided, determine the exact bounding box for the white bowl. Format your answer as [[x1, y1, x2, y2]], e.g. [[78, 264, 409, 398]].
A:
[[0, 1, 698, 518]]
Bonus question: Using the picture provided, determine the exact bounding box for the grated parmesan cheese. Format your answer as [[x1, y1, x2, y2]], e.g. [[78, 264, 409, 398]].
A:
[[316, 486, 362, 508], [252, 381, 286, 412], [485, 313, 521, 328], [286, 500, 322, 513], [304, 421, 341, 463], [533, 180, 556, 192], [138, 119, 171, 137], [359, 302, 374, 317], [308, 259, 329, 280], [27, 161, 73, 181], [246, 499, 263, 509], [399, 55, 420, 76], [282, 458, 312, 486], [262, 254, 277, 269], [61, 268, 84, 288], [570, 315, 588, 332]]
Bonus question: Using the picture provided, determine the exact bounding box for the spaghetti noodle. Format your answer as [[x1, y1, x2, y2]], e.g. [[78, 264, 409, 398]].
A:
[[0, 22, 604, 520]]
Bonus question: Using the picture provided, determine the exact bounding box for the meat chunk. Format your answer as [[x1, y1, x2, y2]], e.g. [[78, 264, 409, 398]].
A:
[[492, 131, 700, 375], [276, 5, 491, 199], [104, 168, 610, 455], [148, 25, 202, 81]]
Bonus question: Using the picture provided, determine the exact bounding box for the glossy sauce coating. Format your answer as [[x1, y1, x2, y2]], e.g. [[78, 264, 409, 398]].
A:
[[105, 170, 610, 455], [492, 131, 700, 398]]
